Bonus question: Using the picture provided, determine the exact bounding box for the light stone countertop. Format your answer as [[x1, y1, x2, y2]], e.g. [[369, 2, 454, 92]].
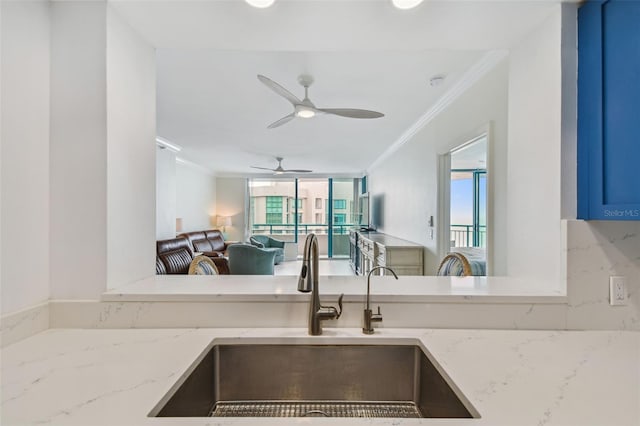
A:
[[1, 328, 638, 426], [101, 275, 566, 303], [356, 232, 423, 247]]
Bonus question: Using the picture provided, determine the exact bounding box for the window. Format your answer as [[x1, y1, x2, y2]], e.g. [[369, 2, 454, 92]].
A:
[[266, 196, 283, 224], [248, 178, 359, 257], [450, 170, 486, 247]]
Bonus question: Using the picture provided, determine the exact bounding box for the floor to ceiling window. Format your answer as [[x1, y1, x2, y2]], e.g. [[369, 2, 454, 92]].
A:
[[248, 177, 360, 258], [248, 179, 296, 241], [450, 169, 486, 247]]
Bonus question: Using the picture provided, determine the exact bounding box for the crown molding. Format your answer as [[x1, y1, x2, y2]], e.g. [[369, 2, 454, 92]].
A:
[[176, 157, 216, 176], [155, 136, 182, 153], [367, 49, 508, 173]]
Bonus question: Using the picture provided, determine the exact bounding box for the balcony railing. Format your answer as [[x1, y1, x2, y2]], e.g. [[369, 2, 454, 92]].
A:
[[251, 223, 354, 236], [251, 223, 353, 257], [450, 224, 486, 248]]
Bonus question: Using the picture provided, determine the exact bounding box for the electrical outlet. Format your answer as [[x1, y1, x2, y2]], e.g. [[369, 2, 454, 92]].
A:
[[609, 276, 627, 306]]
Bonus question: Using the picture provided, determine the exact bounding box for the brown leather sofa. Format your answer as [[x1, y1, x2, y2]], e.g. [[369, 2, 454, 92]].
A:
[[178, 230, 231, 258], [156, 237, 230, 275]]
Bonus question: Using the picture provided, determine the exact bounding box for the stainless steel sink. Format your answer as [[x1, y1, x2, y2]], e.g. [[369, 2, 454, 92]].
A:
[[151, 341, 478, 419]]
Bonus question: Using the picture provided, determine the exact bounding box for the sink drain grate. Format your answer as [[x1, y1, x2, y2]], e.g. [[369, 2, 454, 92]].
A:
[[210, 401, 422, 418]]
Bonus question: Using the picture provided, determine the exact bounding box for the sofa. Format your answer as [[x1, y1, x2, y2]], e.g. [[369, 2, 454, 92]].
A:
[[227, 243, 277, 275], [156, 237, 230, 275], [249, 235, 285, 264], [178, 230, 231, 258]]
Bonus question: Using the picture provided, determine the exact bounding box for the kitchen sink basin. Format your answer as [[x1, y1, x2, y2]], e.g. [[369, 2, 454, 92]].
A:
[[151, 340, 478, 419]]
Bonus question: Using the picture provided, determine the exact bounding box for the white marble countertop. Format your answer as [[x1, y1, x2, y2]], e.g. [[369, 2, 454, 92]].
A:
[[356, 231, 423, 247], [2, 328, 638, 425], [101, 275, 566, 303]]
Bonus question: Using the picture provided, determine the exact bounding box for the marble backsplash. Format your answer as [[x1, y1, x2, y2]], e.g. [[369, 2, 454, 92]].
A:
[[1, 220, 638, 346], [565, 219, 640, 330]]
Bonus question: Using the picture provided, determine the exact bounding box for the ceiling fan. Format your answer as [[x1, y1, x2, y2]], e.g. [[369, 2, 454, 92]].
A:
[[250, 157, 312, 174], [257, 74, 384, 129]]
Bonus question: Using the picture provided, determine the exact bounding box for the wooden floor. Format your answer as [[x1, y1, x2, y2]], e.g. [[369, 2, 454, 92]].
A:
[[274, 259, 355, 276]]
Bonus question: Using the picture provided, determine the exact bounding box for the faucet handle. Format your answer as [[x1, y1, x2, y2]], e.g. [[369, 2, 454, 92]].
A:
[[319, 293, 344, 320], [371, 306, 383, 322], [336, 294, 344, 319]]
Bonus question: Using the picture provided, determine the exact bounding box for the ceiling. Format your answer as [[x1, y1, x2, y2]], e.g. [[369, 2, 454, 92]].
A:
[[111, 0, 565, 176]]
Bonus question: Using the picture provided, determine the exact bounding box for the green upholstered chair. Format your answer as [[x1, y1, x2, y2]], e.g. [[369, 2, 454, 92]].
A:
[[227, 243, 277, 275], [249, 235, 285, 264]]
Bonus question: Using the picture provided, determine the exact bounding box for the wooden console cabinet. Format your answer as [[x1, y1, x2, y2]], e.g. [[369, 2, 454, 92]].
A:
[[349, 230, 423, 276]]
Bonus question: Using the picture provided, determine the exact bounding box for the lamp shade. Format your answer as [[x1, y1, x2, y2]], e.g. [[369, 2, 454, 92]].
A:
[[216, 216, 232, 227]]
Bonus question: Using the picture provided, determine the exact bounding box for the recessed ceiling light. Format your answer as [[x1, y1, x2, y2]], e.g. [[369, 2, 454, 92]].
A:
[[391, 0, 424, 10], [245, 0, 276, 8]]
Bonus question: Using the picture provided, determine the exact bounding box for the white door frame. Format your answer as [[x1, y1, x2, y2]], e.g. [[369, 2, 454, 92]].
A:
[[437, 123, 493, 275]]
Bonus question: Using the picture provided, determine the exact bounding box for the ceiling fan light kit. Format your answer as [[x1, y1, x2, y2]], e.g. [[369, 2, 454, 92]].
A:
[[257, 74, 384, 128], [295, 106, 315, 119]]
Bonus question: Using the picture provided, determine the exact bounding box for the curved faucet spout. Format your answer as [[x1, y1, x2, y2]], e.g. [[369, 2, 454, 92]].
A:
[[363, 266, 398, 334], [297, 233, 343, 335]]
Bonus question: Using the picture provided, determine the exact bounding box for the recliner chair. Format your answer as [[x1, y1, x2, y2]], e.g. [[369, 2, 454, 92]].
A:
[[227, 243, 277, 275]]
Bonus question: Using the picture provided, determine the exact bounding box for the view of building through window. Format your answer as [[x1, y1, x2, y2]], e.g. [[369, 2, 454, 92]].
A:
[[248, 178, 362, 257]]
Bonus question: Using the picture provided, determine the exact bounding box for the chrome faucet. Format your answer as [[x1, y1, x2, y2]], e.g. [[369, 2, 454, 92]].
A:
[[298, 233, 343, 335], [363, 266, 398, 334]]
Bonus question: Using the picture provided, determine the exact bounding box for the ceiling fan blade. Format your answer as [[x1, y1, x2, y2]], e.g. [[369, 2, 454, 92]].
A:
[[267, 113, 295, 129], [257, 75, 301, 106], [283, 169, 313, 173], [250, 166, 276, 171], [319, 108, 384, 119]]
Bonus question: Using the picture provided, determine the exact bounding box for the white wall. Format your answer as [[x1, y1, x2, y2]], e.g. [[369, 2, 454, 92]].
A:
[[49, 1, 108, 300], [176, 162, 216, 233], [506, 6, 563, 280], [216, 177, 246, 242], [368, 61, 509, 275], [0, 0, 51, 314], [155, 147, 176, 239], [106, 6, 156, 289], [155, 154, 217, 239]]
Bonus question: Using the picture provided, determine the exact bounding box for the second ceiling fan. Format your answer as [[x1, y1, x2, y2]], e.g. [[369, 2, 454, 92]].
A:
[[257, 74, 385, 129], [251, 157, 312, 175]]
